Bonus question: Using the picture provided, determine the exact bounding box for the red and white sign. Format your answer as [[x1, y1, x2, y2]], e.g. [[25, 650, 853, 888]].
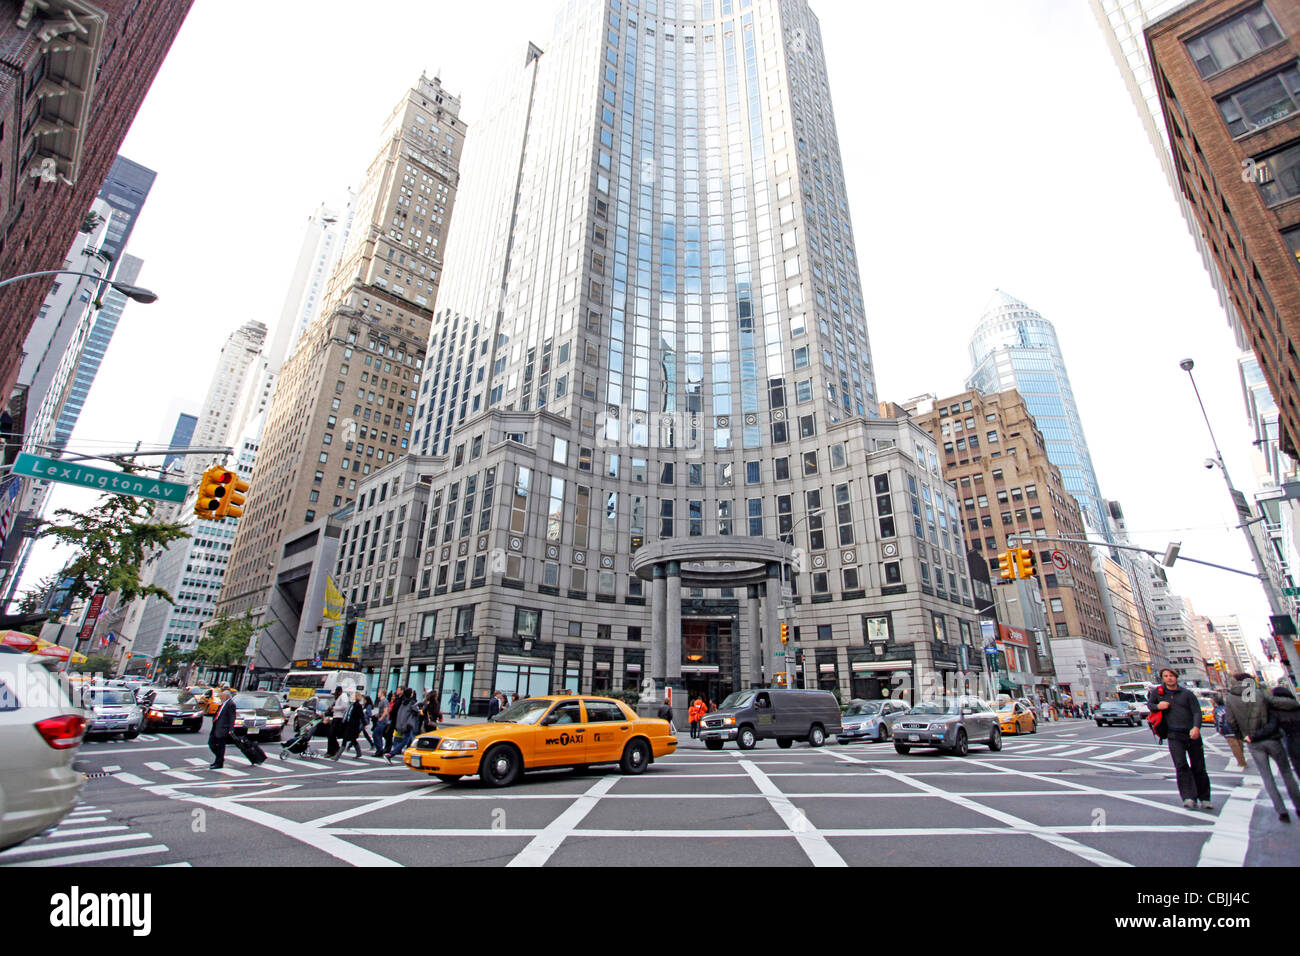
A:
[[77, 593, 105, 642], [998, 624, 1031, 648], [1050, 550, 1068, 571]]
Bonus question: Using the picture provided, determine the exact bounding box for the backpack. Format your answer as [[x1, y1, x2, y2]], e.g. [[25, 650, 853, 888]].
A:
[[1146, 686, 1169, 740]]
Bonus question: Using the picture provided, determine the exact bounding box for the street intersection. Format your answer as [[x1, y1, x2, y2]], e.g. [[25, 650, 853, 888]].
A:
[[7, 720, 1295, 867]]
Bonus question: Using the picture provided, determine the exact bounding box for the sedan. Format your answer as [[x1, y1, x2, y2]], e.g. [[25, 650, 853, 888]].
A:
[[837, 699, 911, 743], [1095, 701, 1141, 727], [0, 653, 87, 850], [139, 687, 204, 733], [995, 700, 1037, 735], [893, 696, 1002, 757], [231, 691, 287, 742], [82, 686, 143, 740]]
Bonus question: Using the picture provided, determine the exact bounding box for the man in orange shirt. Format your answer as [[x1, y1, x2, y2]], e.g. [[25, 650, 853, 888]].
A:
[[688, 697, 706, 740]]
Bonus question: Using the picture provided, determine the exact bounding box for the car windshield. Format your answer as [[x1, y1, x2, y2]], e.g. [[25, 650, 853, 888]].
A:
[[493, 698, 554, 725], [1100, 703, 1128, 711], [718, 691, 756, 711], [150, 691, 181, 705], [87, 689, 134, 706], [843, 701, 883, 716], [910, 698, 960, 715], [234, 694, 277, 709]]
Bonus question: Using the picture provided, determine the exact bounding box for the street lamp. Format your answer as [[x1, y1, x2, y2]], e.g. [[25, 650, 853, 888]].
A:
[[0, 269, 159, 303], [1179, 358, 1300, 681], [779, 509, 823, 688]]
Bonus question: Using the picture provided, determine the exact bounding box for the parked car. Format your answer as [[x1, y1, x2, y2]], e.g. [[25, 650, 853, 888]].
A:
[[995, 699, 1037, 735], [1095, 701, 1141, 727], [0, 652, 87, 850], [893, 696, 1002, 756], [700, 688, 843, 750], [837, 699, 911, 743], [140, 687, 204, 733], [82, 686, 143, 739], [230, 691, 287, 742]]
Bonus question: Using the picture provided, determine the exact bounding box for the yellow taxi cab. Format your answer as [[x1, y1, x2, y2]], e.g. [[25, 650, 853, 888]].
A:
[[403, 693, 677, 787], [994, 699, 1037, 735], [187, 686, 221, 715]]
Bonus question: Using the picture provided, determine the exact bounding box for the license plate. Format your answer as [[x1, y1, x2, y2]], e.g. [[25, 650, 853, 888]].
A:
[[173, 719, 184, 725], [908, 735, 920, 742], [410, 755, 422, 768]]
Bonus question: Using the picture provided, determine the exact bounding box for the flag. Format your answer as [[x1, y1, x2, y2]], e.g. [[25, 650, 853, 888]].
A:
[[0, 476, 20, 549], [323, 576, 344, 622]]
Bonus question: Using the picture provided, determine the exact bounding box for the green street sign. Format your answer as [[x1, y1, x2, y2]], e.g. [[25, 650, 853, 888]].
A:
[[12, 452, 188, 504], [775, 651, 786, 658]]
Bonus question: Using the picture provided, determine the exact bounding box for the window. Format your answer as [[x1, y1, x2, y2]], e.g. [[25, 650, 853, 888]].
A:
[[817, 624, 832, 641], [1255, 141, 1300, 206], [863, 614, 890, 643], [1218, 65, 1300, 136], [1186, 5, 1283, 78]]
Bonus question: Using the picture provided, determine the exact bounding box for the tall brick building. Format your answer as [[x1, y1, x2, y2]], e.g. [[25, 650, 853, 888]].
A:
[[1146, 1, 1300, 455], [0, 0, 192, 402], [907, 389, 1120, 702]]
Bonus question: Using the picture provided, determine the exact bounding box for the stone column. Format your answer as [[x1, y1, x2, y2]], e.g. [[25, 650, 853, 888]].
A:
[[641, 564, 666, 716], [666, 560, 685, 727], [764, 561, 781, 685], [747, 584, 763, 688]]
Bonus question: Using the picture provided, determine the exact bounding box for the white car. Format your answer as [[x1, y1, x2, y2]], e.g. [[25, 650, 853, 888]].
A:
[[0, 652, 87, 850], [82, 685, 143, 739]]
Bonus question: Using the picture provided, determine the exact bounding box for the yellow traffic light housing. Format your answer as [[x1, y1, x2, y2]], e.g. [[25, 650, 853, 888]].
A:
[[216, 470, 249, 519], [1015, 547, 1037, 580], [195, 466, 230, 520], [997, 550, 1014, 581], [779, 621, 789, 644]]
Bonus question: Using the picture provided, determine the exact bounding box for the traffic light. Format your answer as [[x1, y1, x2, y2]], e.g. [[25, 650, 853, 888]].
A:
[[1015, 547, 1037, 580], [997, 550, 1014, 581], [194, 466, 231, 520], [215, 469, 249, 519], [779, 621, 789, 644]]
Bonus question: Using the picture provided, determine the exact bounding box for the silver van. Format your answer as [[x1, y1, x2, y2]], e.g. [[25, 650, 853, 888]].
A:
[[700, 688, 843, 750]]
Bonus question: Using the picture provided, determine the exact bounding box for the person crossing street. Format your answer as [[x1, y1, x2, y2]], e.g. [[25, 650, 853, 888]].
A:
[[1147, 668, 1212, 811], [208, 689, 237, 769]]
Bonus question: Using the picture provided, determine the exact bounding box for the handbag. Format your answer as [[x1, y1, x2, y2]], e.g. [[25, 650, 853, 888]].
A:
[[1146, 686, 1168, 740]]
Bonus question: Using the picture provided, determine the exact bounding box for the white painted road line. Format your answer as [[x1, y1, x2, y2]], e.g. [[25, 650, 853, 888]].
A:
[[3, 844, 170, 867], [36, 826, 129, 840], [111, 774, 154, 786], [1091, 749, 1136, 761], [1136, 751, 1168, 763], [145, 762, 172, 772], [1197, 784, 1259, 867], [162, 769, 202, 781], [57, 816, 108, 824], [185, 758, 209, 767], [507, 776, 621, 867], [259, 762, 294, 773], [738, 758, 847, 867], [0, 832, 150, 859], [1055, 747, 1098, 757]]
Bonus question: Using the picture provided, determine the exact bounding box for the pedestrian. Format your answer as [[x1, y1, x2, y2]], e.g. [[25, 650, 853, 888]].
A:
[[333, 691, 366, 761], [1148, 668, 1212, 810], [386, 687, 420, 763], [421, 690, 440, 732], [371, 692, 390, 756], [488, 691, 502, 719], [1212, 692, 1248, 771], [323, 686, 346, 757], [1262, 685, 1300, 774], [382, 689, 400, 754], [208, 689, 237, 769], [688, 697, 705, 739], [1226, 673, 1300, 822], [360, 695, 375, 748], [449, 690, 460, 719], [656, 699, 676, 733]]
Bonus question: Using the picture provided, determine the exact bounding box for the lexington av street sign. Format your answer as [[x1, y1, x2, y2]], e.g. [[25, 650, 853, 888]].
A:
[[12, 453, 188, 504]]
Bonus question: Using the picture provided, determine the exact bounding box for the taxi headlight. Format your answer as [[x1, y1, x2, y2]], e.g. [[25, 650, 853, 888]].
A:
[[439, 739, 478, 751]]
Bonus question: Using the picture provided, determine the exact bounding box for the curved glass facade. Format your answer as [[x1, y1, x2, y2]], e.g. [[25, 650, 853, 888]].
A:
[[967, 290, 1111, 542]]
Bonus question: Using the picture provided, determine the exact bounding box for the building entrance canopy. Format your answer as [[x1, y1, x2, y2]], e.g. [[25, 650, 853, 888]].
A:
[[631, 536, 798, 723]]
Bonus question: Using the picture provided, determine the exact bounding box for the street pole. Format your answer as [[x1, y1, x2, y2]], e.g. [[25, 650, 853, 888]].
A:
[[1180, 359, 1300, 682], [782, 509, 823, 690]]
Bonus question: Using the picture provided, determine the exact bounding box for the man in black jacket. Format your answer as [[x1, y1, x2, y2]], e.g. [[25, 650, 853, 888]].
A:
[[1226, 673, 1300, 822], [1148, 668, 1212, 810], [208, 689, 237, 769]]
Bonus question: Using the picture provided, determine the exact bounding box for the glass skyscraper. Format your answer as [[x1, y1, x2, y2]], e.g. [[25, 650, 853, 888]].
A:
[[967, 290, 1111, 543]]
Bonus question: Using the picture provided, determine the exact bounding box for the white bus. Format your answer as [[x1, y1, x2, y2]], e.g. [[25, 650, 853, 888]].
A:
[[1116, 681, 1157, 715], [282, 669, 364, 709]]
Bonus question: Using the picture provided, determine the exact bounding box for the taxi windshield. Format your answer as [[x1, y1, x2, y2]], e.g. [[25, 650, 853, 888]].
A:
[[493, 698, 553, 724]]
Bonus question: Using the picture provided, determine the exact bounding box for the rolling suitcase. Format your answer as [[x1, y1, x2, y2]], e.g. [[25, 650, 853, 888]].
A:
[[233, 732, 267, 765]]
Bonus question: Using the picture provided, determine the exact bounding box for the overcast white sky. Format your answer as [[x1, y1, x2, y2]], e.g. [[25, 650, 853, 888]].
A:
[[24, 1, 1279, 664]]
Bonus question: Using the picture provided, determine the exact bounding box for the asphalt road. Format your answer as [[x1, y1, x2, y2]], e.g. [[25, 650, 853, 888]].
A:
[[6, 718, 1298, 867]]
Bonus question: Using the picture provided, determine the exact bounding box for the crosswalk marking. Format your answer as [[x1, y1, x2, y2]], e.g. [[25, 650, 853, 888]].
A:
[[3, 844, 170, 867], [259, 761, 294, 773], [1136, 750, 1168, 763], [1055, 747, 1098, 757], [145, 762, 172, 771], [1092, 749, 1135, 760], [0, 832, 150, 860], [162, 769, 202, 781], [185, 758, 209, 767], [112, 773, 154, 786]]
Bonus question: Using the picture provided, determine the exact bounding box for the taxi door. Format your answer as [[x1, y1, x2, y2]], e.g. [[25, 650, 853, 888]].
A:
[[533, 699, 588, 767], [582, 699, 633, 763]]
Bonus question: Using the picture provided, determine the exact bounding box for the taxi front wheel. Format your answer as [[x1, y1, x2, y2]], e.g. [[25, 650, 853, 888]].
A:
[[619, 738, 651, 774], [480, 744, 521, 788]]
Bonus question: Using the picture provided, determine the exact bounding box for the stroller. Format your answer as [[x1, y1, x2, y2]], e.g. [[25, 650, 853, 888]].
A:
[[280, 715, 325, 760]]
